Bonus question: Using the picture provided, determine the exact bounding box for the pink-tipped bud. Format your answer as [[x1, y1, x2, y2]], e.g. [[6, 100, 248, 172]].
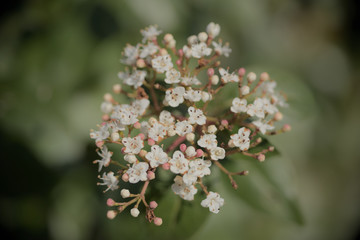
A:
[[257, 154, 266, 162], [96, 141, 104, 148], [104, 93, 113, 102], [148, 138, 155, 146], [221, 119, 229, 127], [260, 72, 270, 81], [207, 68, 215, 77], [149, 201, 158, 209], [107, 198, 115, 207], [180, 144, 187, 152], [154, 217, 163, 226], [121, 147, 126, 154], [274, 112, 283, 121], [256, 137, 262, 144], [176, 59, 182, 66], [147, 171, 155, 180], [136, 59, 146, 68], [113, 84, 122, 94], [107, 210, 117, 220], [282, 124, 291, 132], [178, 49, 184, 57], [122, 173, 129, 182], [138, 133, 145, 140], [238, 68, 246, 77], [102, 114, 110, 121], [139, 149, 147, 158], [134, 122, 141, 129], [196, 149, 204, 157], [268, 146, 275, 152], [162, 163, 170, 170]]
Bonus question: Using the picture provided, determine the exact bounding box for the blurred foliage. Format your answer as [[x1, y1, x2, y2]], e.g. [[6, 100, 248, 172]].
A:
[[1, 0, 360, 240]]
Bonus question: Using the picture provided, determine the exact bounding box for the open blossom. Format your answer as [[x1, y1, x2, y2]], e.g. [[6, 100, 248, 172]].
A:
[[201, 191, 224, 213], [183, 158, 211, 185], [175, 120, 193, 136], [184, 88, 202, 102], [118, 70, 147, 89], [101, 101, 113, 114], [231, 98, 247, 113], [171, 176, 198, 201], [188, 107, 206, 125], [206, 22, 220, 38], [148, 121, 167, 141], [191, 42, 212, 58], [219, 68, 239, 83], [108, 119, 125, 133], [210, 147, 225, 160], [141, 25, 162, 43], [197, 134, 218, 150], [165, 87, 185, 107], [253, 120, 275, 134], [121, 44, 139, 65], [212, 41, 231, 57], [127, 162, 149, 183], [111, 106, 138, 125], [159, 110, 175, 126], [146, 145, 168, 168], [247, 98, 266, 119], [94, 145, 112, 172], [261, 98, 278, 114], [122, 136, 144, 154], [90, 124, 109, 143], [231, 127, 251, 151], [140, 42, 159, 58], [99, 172, 119, 192], [132, 99, 150, 116], [181, 75, 201, 86], [151, 55, 173, 73], [164, 68, 181, 84], [169, 151, 189, 174], [261, 80, 277, 94]]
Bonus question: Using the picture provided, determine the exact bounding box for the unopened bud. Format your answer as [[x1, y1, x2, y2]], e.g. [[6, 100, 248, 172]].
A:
[[136, 59, 146, 68], [196, 149, 204, 157], [168, 129, 176, 137], [256, 137, 262, 144], [102, 114, 110, 121], [122, 173, 129, 182], [162, 162, 170, 170], [211, 75, 219, 85], [107, 198, 115, 206], [147, 171, 155, 180], [241, 85, 250, 95], [207, 68, 215, 77], [228, 139, 235, 148], [124, 154, 137, 164], [130, 208, 140, 217], [148, 138, 155, 146], [149, 201, 158, 209], [207, 125, 217, 134], [121, 189, 130, 198], [138, 133, 145, 140], [107, 210, 117, 220], [139, 149, 147, 158], [180, 144, 187, 152], [159, 48, 168, 56], [260, 72, 269, 81], [221, 119, 229, 127], [238, 68, 246, 77], [134, 121, 141, 129], [154, 217, 163, 226], [113, 84, 122, 94], [268, 146, 275, 152], [282, 124, 291, 132], [96, 141, 104, 148], [187, 35, 198, 45], [247, 72, 257, 83], [186, 133, 195, 142], [185, 146, 196, 157], [257, 154, 266, 162], [274, 112, 283, 121], [201, 92, 211, 102], [111, 132, 120, 141], [198, 32, 208, 42], [164, 33, 174, 43]]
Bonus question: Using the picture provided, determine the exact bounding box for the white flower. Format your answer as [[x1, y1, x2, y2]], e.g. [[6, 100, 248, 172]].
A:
[[261, 81, 277, 94], [151, 55, 173, 73], [230, 98, 247, 113], [122, 136, 144, 154], [98, 172, 119, 192], [201, 191, 224, 213], [171, 176, 198, 201], [191, 42, 212, 58], [130, 208, 140, 217], [197, 134, 218, 150], [127, 162, 149, 183], [148, 121, 167, 141], [131, 98, 150, 116], [230, 127, 251, 151], [185, 146, 197, 158], [146, 145, 168, 168], [164, 68, 181, 84], [210, 147, 225, 160], [183, 158, 211, 185], [271, 94, 288, 108], [188, 107, 206, 125], [247, 98, 265, 119], [165, 87, 185, 107], [111, 106, 138, 125], [261, 98, 278, 114], [159, 110, 175, 126], [90, 124, 109, 142], [121, 44, 139, 65], [182, 45, 192, 58], [184, 88, 202, 102], [124, 154, 137, 164], [118, 70, 146, 89], [140, 25, 162, 43], [181, 75, 201, 86], [94, 145, 112, 172], [182, 167, 199, 185], [212, 41, 231, 57], [219, 68, 239, 83], [206, 22, 221, 38], [175, 120, 193, 136], [100, 101, 113, 114], [108, 119, 125, 133], [140, 42, 159, 58], [169, 151, 189, 174], [253, 120, 275, 134]]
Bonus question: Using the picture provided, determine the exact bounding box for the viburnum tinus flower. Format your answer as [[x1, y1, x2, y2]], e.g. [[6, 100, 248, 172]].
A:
[[89, 22, 290, 226]]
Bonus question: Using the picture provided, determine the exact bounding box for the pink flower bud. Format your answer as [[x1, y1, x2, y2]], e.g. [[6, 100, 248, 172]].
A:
[[176, 59, 182, 66], [121, 147, 126, 154], [134, 122, 141, 129], [207, 68, 215, 77], [148, 138, 155, 146], [180, 144, 187, 152], [162, 163, 170, 170], [257, 154, 266, 162], [154, 217, 163, 226], [282, 124, 291, 132], [138, 133, 145, 140], [196, 149, 204, 157], [178, 49, 184, 57], [149, 201, 158, 209], [122, 173, 129, 182], [260, 72, 269, 81], [96, 141, 104, 148], [107, 210, 117, 220], [147, 171, 155, 180], [238, 68, 246, 77], [102, 114, 110, 121], [107, 198, 115, 206], [221, 119, 229, 127]]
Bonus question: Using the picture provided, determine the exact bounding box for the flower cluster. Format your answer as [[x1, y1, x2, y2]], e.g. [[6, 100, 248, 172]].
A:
[[90, 22, 290, 225]]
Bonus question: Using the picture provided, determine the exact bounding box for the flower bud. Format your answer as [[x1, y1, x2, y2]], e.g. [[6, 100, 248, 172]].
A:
[[260, 72, 269, 81], [159, 48, 168, 56], [180, 144, 187, 152], [121, 189, 131, 198], [186, 133, 195, 142], [139, 149, 147, 158], [201, 92, 211, 102], [154, 217, 163, 226], [122, 173, 129, 182], [107, 210, 117, 220], [124, 154, 137, 164], [130, 208, 140, 217], [138, 133, 145, 140], [207, 68, 215, 77], [198, 32, 208, 42], [228, 139, 235, 148], [211, 75, 219, 85], [113, 84, 122, 94], [168, 39, 176, 48], [274, 112, 283, 121], [187, 35, 198, 45], [240, 86, 250, 95], [162, 162, 170, 170], [107, 198, 115, 206], [257, 154, 266, 162], [149, 201, 158, 209], [221, 119, 229, 127], [104, 93, 113, 102], [176, 59, 182, 66], [147, 171, 155, 180], [136, 59, 146, 68], [282, 124, 291, 132], [256, 137, 262, 144], [148, 117, 157, 125], [134, 121, 141, 129], [238, 68, 246, 77], [206, 22, 220, 38], [207, 125, 217, 134], [196, 149, 204, 157], [185, 146, 196, 157], [247, 72, 257, 83], [168, 129, 176, 137], [102, 114, 110, 121], [101, 101, 113, 113], [164, 33, 174, 43], [111, 132, 120, 141], [148, 138, 155, 146], [268, 146, 275, 152]]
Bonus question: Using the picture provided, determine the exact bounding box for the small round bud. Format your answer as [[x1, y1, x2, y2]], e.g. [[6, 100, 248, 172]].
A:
[[107, 210, 117, 220], [196, 149, 204, 157], [247, 72, 257, 83], [164, 33, 174, 42], [185, 146, 196, 157], [162, 162, 170, 170], [238, 68, 246, 77], [260, 72, 269, 81], [159, 48, 168, 56], [168, 39, 176, 48], [136, 59, 146, 68], [268, 146, 275, 152], [139, 149, 147, 158], [186, 133, 195, 142], [176, 59, 182, 66], [150, 201, 158, 209], [207, 68, 215, 77], [154, 217, 163, 226], [113, 84, 122, 94], [130, 208, 140, 217], [96, 141, 104, 148], [228, 139, 235, 148], [107, 198, 115, 207], [121, 189, 131, 198], [178, 49, 184, 57], [101, 101, 113, 113], [257, 154, 266, 162], [180, 144, 187, 152], [147, 171, 155, 180], [124, 154, 137, 164], [122, 173, 129, 182], [168, 129, 176, 137], [211, 75, 219, 85], [198, 32, 208, 42], [111, 132, 120, 141], [138, 133, 145, 140], [256, 137, 262, 144], [282, 124, 291, 132], [121, 147, 126, 154], [207, 125, 217, 134], [201, 92, 211, 102], [148, 138, 155, 146], [187, 35, 198, 45], [221, 119, 229, 127], [274, 112, 283, 121], [149, 117, 157, 125], [134, 121, 141, 129], [102, 114, 110, 121], [104, 93, 113, 102], [240, 86, 250, 95]]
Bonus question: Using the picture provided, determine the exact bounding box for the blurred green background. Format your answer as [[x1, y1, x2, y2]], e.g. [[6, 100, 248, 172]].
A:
[[1, 0, 360, 239]]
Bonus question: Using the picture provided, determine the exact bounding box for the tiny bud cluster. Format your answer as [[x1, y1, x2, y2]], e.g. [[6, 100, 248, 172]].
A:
[[90, 22, 290, 225]]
